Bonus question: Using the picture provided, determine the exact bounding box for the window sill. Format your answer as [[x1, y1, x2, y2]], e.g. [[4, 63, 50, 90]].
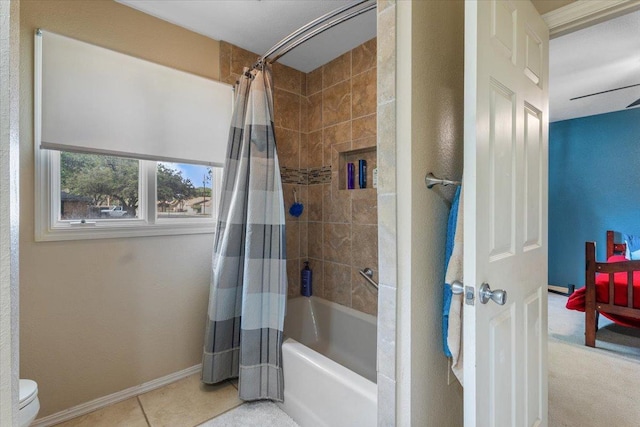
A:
[[35, 220, 215, 242]]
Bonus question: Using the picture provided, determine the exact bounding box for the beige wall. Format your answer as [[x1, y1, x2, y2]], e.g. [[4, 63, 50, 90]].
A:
[[19, 0, 220, 417], [395, 0, 464, 425]]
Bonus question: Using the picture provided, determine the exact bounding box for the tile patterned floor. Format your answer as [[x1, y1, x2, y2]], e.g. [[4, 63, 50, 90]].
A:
[[52, 374, 298, 427], [53, 397, 148, 427]]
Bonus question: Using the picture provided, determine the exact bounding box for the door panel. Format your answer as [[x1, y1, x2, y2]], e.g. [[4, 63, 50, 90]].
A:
[[524, 28, 543, 85], [491, 0, 517, 62], [464, 0, 549, 426], [489, 80, 516, 260], [524, 104, 542, 251], [489, 306, 516, 426], [524, 288, 543, 427]]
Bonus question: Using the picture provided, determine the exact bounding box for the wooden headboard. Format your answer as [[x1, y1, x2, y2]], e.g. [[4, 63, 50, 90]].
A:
[[606, 230, 627, 259]]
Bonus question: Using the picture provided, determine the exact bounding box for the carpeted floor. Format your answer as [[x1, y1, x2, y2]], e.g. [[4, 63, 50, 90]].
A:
[[548, 292, 640, 426], [549, 292, 640, 362]]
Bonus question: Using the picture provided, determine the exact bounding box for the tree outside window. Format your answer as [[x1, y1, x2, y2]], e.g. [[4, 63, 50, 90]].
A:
[[60, 152, 139, 219], [59, 153, 212, 221]]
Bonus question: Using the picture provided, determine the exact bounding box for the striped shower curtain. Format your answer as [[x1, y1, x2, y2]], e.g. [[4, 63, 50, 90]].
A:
[[202, 66, 287, 401]]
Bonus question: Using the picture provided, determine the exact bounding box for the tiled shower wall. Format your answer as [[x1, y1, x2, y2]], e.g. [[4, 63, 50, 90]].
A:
[[304, 39, 378, 316], [218, 39, 378, 316]]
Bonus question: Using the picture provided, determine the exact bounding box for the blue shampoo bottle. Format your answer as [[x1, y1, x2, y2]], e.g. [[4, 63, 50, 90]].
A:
[[359, 159, 367, 188], [301, 261, 313, 296]]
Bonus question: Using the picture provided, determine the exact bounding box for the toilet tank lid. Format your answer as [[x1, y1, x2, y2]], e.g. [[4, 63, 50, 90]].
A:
[[19, 379, 38, 409]]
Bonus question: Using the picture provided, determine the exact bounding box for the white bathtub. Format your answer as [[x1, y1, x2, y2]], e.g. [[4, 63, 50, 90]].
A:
[[277, 296, 377, 427]]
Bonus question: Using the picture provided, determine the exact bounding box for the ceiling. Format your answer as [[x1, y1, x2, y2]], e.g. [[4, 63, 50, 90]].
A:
[[115, 0, 376, 73], [550, 9, 640, 122], [115, 1, 639, 123]]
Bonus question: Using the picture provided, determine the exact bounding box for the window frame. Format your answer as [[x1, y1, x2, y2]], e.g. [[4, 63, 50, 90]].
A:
[[35, 148, 222, 242], [33, 31, 224, 242]]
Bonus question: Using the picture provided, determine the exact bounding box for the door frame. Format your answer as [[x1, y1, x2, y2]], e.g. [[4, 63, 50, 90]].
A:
[[543, 0, 640, 38], [0, 0, 21, 425]]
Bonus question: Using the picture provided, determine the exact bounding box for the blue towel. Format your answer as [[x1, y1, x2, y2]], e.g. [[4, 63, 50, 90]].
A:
[[442, 186, 461, 357]]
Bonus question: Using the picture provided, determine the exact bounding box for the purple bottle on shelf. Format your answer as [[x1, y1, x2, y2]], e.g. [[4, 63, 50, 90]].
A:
[[347, 163, 355, 189]]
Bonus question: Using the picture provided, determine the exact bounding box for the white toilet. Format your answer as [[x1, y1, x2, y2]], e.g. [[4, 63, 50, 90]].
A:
[[19, 379, 40, 427]]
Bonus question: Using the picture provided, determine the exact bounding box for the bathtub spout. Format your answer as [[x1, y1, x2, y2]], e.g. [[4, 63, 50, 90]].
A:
[[359, 268, 379, 290]]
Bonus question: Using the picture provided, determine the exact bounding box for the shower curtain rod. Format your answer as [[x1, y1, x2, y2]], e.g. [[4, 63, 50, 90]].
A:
[[252, 0, 376, 70]]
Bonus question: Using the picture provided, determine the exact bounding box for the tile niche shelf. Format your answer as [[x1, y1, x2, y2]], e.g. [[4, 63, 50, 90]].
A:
[[338, 146, 377, 191]]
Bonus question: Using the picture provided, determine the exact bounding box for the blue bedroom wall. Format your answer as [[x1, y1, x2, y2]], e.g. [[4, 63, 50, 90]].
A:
[[549, 108, 640, 288]]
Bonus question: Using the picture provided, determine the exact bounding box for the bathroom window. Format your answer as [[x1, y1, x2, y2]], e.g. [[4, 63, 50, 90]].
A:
[[34, 30, 231, 241], [35, 149, 223, 241]]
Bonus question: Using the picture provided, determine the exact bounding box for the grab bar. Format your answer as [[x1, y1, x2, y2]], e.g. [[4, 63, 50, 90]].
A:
[[359, 268, 379, 290], [425, 172, 461, 189]]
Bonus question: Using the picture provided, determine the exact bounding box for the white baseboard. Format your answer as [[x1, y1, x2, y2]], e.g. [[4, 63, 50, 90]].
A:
[[31, 364, 201, 427]]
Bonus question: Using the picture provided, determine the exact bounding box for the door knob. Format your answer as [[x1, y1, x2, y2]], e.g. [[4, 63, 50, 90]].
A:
[[451, 281, 464, 295], [479, 282, 507, 305]]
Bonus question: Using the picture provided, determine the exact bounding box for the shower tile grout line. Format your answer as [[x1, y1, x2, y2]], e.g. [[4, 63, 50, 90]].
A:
[[297, 113, 374, 133], [307, 261, 376, 271], [309, 67, 376, 95]]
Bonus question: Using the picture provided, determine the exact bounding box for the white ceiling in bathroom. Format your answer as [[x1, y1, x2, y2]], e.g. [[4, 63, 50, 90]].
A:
[[115, 0, 376, 73]]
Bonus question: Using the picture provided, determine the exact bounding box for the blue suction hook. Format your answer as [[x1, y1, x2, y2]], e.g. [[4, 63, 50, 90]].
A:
[[289, 188, 303, 217]]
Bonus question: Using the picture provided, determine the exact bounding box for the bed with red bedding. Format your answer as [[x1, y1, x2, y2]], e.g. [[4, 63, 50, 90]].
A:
[[566, 231, 640, 347]]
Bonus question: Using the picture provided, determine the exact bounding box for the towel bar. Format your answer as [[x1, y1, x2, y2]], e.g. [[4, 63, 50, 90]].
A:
[[359, 268, 379, 290], [425, 172, 461, 189]]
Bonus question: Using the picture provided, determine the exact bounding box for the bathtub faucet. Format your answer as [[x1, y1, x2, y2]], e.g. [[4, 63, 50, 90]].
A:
[[359, 268, 379, 290]]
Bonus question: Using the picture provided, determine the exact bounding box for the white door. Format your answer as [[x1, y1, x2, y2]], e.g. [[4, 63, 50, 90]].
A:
[[464, 1, 548, 426]]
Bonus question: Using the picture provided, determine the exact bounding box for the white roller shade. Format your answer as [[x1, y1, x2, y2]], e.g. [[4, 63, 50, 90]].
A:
[[36, 30, 233, 166]]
